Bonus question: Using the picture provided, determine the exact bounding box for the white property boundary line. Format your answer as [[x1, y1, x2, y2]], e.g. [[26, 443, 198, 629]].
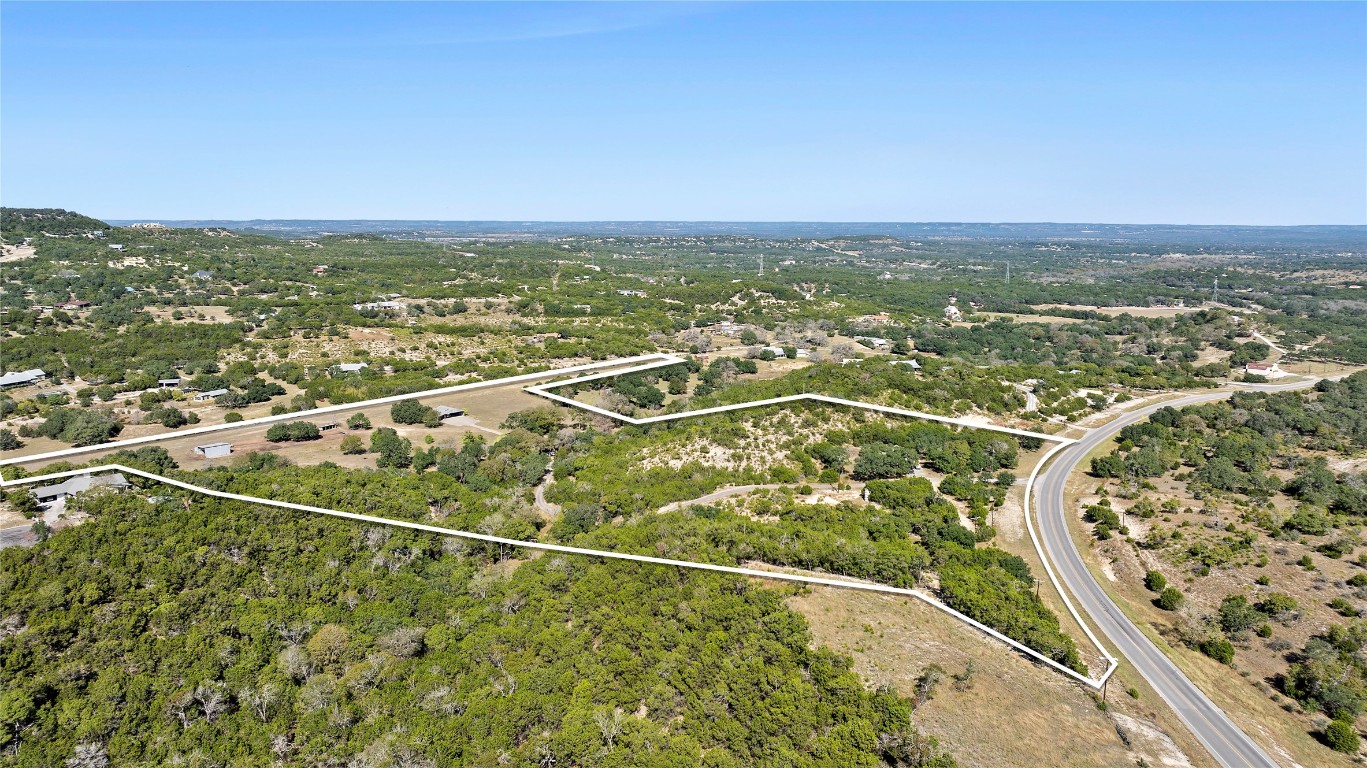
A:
[[523, 354, 1061, 441], [0, 463, 1108, 689], [0, 354, 670, 469], [0, 353, 1118, 689]]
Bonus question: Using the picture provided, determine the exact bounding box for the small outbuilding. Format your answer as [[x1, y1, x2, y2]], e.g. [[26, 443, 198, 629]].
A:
[[193, 442, 233, 459], [193, 388, 229, 402], [434, 406, 465, 419]]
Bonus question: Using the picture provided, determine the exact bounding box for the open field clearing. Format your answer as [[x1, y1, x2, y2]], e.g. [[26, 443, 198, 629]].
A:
[[1033, 303, 1206, 318], [786, 580, 1209, 768], [145, 305, 237, 323]]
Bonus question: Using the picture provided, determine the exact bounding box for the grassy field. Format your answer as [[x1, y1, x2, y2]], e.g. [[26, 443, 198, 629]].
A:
[[784, 575, 1212, 768]]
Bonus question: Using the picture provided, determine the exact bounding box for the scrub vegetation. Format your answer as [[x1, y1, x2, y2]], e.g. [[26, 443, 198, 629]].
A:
[[2, 209, 1365, 764]]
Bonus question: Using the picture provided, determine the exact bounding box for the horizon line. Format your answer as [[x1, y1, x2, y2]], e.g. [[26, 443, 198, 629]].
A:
[[95, 217, 1367, 229]]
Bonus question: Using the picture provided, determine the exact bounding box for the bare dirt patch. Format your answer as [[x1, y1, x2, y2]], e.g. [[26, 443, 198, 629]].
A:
[[0, 244, 37, 263], [1033, 303, 1203, 319], [147, 305, 237, 323]]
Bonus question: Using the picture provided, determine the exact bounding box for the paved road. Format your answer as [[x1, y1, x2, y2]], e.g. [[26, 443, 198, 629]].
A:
[[0, 525, 35, 549], [1035, 380, 1324, 768]]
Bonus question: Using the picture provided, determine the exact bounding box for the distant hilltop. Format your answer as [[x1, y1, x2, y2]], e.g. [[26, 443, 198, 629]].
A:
[[1, 207, 109, 243]]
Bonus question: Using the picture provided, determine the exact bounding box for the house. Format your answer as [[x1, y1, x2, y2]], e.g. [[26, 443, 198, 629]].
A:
[[108, 244, 126, 252], [761, 346, 787, 358], [434, 406, 465, 419], [943, 303, 964, 322], [55, 300, 91, 310], [312, 265, 329, 275], [31, 473, 130, 507], [0, 369, 47, 389], [333, 362, 368, 374], [890, 359, 922, 369], [192, 388, 229, 402], [193, 442, 233, 459], [191, 270, 213, 280], [158, 378, 181, 388], [854, 336, 890, 350], [615, 289, 647, 298], [0, 369, 46, 389], [1245, 361, 1279, 376]]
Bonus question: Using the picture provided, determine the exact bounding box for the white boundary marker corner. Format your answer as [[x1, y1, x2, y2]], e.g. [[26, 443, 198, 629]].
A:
[[0, 353, 1119, 689]]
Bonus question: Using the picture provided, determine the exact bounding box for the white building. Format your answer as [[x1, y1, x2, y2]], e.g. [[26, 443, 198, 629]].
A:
[[32, 473, 130, 507], [193, 443, 233, 459], [0, 369, 46, 389]]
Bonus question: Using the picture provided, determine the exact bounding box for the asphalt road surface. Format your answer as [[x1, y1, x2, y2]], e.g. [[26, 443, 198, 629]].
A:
[[1035, 380, 1322, 768], [0, 525, 35, 549]]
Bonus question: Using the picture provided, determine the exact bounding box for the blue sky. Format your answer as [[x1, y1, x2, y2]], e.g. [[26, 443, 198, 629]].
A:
[[2, 2, 1363, 224]]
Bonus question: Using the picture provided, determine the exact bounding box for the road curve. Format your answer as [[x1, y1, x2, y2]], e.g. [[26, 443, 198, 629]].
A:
[[1035, 381, 1321, 768]]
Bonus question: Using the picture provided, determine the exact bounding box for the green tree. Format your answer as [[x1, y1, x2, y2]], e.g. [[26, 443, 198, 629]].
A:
[[1156, 586, 1184, 611], [0, 429, 23, 450], [1326, 719, 1361, 754], [1144, 570, 1166, 592], [391, 399, 436, 425], [852, 443, 917, 480], [1200, 636, 1235, 664]]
